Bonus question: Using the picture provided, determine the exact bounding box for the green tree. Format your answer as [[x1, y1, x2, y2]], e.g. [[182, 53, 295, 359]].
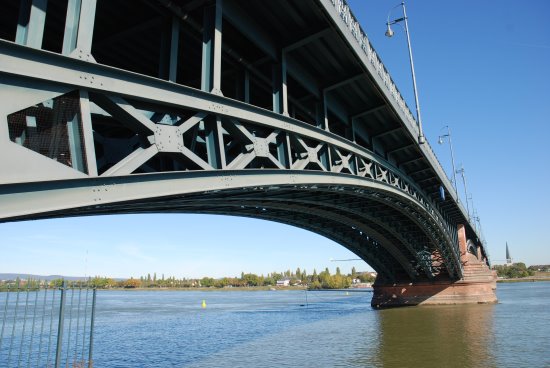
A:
[[242, 273, 259, 286], [494, 263, 534, 278], [312, 269, 318, 283], [123, 278, 141, 288], [201, 277, 214, 287]]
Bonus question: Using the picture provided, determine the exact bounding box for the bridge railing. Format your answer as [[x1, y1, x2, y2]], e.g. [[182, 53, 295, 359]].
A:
[[329, 0, 418, 136], [327, 0, 485, 254]]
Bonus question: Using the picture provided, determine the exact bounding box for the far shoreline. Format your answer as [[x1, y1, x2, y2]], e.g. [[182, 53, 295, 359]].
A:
[[497, 277, 550, 283], [95, 286, 373, 292]]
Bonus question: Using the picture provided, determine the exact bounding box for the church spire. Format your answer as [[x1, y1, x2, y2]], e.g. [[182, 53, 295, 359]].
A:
[[506, 242, 512, 264]]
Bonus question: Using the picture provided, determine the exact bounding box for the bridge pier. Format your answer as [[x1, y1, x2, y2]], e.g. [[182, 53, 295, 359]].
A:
[[371, 277, 497, 308], [372, 224, 497, 308]]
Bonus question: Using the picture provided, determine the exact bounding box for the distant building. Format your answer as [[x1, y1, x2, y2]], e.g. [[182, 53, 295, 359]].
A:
[[276, 278, 290, 287]]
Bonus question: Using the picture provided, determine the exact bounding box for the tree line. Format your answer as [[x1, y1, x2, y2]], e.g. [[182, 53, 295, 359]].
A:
[[492, 263, 535, 278], [0, 267, 376, 290]]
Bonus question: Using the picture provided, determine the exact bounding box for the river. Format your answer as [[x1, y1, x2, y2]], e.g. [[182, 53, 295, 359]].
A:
[[88, 282, 550, 367]]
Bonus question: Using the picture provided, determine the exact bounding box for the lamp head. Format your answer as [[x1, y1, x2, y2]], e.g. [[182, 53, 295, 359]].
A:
[[385, 23, 394, 37], [438, 136, 444, 145]]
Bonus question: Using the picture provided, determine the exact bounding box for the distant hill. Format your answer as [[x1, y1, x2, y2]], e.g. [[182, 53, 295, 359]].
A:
[[1, 273, 93, 281]]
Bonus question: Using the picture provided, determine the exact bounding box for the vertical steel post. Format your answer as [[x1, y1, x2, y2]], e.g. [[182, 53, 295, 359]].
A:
[[211, 0, 223, 94], [15, 0, 32, 45], [65, 287, 75, 365], [54, 282, 67, 368], [66, 111, 85, 172], [272, 62, 282, 114], [17, 280, 32, 367], [201, 0, 223, 94], [87, 289, 96, 368], [75, 0, 97, 53], [7, 280, 21, 366], [81, 288, 90, 361], [169, 16, 180, 82], [36, 286, 48, 368], [79, 90, 98, 176], [16, 0, 48, 49], [0, 283, 10, 353], [276, 134, 290, 169], [73, 287, 83, 364], [318, 97, 331, 170], [281, 52, 288, 116], [201, 4, 213, 92], [62, 0, 82, 55], [351, 117, 359, 175], [204, 116, 225, 169], [244, 70, 250, 103], [322, 92, 330, 132], [26, 287, 40, 368], [46, 286, 57, 368]]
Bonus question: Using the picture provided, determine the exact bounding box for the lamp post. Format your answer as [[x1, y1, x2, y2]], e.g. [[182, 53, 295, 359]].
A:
[[438, 126, 458, 195], [456, 166, 470, 220], [385, 2, 425, 144]]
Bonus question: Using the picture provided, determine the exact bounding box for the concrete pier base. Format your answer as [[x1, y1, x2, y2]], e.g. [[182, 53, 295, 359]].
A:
[[371, 254, 497, 308], [371, 279, 497, 308]]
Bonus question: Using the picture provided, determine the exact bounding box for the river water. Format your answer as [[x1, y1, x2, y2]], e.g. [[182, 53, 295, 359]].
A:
[[89, 282, 550, 367]]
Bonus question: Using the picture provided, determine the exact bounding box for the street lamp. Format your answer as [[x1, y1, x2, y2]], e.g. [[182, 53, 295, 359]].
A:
[[385, 2, 425, 144], [438, 126, 458, 195], [455, 166, 470, 220]]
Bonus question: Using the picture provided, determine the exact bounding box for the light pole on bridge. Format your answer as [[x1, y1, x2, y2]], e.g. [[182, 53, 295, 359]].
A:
[[385, 2, 425, 145], [438, 126, 458, 196], [456, 166, 471, 221]]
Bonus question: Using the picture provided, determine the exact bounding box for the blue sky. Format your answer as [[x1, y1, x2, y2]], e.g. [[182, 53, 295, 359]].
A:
[[1, 0, 549, 278]]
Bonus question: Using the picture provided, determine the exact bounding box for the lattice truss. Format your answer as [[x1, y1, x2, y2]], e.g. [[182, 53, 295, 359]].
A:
[[4, 88, 461, 281]]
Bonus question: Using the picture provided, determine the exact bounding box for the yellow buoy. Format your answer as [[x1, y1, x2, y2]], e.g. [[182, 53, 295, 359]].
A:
[[201, 299, 206, 308]]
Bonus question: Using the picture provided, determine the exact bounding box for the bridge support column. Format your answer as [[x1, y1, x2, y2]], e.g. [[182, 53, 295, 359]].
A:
[[371, 224, 497, 308], [371, 279, 497, 308]]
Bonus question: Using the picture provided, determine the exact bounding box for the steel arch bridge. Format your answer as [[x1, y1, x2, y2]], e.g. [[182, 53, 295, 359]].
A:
[[0, 0, 494, 304]]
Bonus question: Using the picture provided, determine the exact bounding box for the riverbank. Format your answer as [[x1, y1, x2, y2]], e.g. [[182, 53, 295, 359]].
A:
[[97, 285, 308, 292], [88, 285, 373, 292], [497, 277, 550, 283]]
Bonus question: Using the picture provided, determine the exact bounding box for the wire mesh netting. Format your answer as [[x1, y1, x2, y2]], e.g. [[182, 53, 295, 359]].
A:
[[6, 90, 88, 174]]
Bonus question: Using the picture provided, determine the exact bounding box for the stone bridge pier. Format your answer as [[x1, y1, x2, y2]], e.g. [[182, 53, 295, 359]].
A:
[[372, 224, 497, 308]]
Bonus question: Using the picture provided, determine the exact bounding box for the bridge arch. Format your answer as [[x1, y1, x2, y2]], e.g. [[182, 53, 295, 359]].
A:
[[1, 169, 461, 282]]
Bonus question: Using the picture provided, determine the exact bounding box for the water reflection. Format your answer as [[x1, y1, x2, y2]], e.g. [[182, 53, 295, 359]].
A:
[[362, 304, 497, 368]]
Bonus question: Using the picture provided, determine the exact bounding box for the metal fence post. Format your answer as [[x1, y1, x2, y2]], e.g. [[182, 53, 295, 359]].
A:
[[88, 288, 96, 368], [54, 281, 67, 368], [0, 283, 11, 352]]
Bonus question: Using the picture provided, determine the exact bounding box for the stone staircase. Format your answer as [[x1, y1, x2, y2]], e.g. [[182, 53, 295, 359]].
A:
[[461, 254, 497, 283]]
